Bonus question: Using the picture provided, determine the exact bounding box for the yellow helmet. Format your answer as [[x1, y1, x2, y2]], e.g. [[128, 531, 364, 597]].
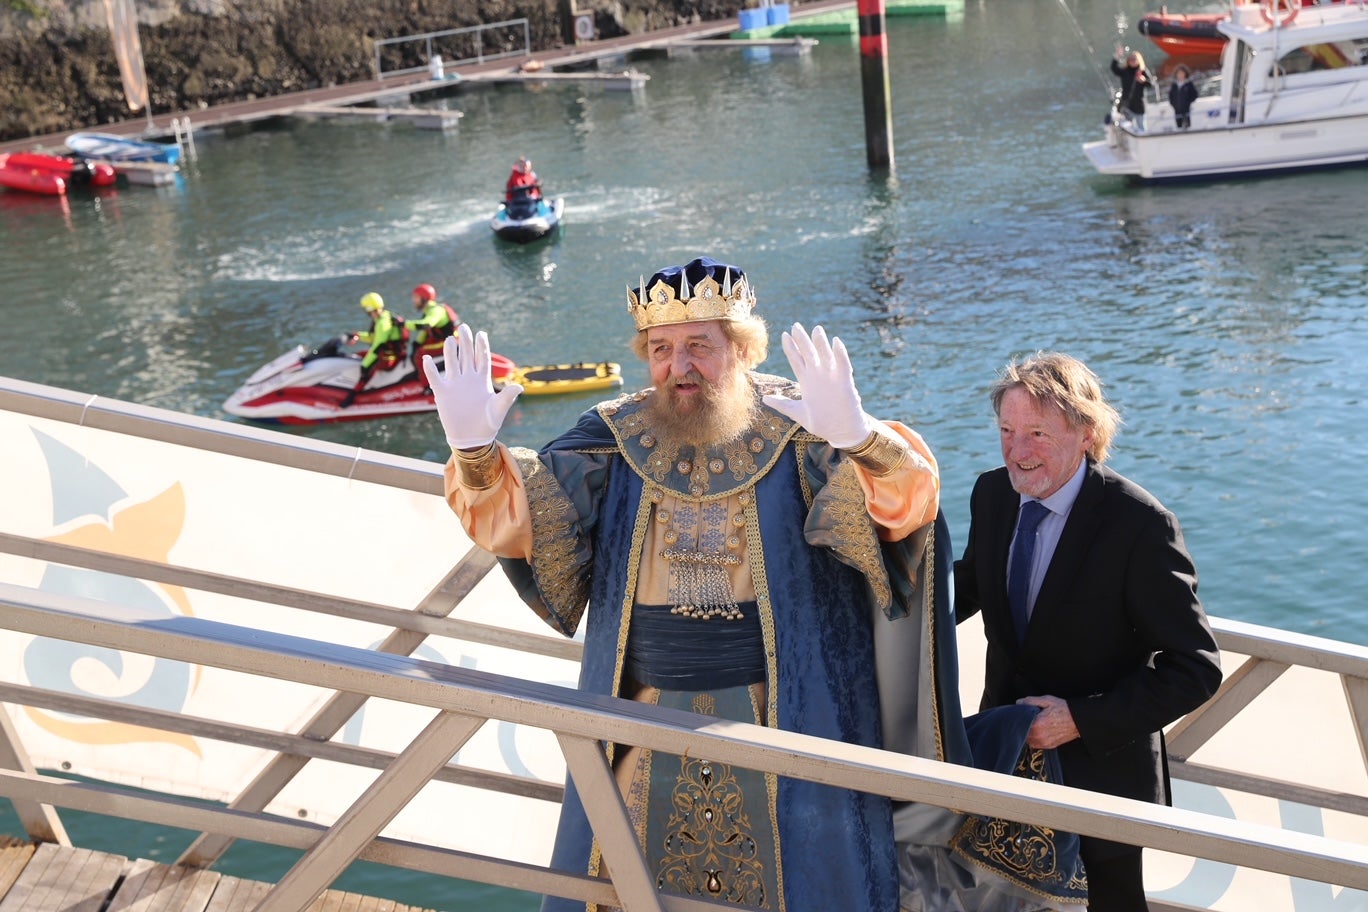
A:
[[360, 292, 384, 312]]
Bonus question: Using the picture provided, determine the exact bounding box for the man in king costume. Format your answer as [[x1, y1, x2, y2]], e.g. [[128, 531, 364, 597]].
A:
[[425, 257, 1083, 912]]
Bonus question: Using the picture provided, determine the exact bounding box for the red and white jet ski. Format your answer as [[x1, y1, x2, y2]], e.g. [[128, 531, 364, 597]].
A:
[[223, 335, 517, 425]]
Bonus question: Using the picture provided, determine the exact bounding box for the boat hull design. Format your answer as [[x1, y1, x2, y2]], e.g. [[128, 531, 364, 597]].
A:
[[0, 152, 117, 194], [223, 338, 517, 425], [225, 338, 618, 423], [65, 132, 182, 165], [491, 196, 564, 243]]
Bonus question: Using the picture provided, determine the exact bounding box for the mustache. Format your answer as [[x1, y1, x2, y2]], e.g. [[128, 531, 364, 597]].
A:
[[669, 370, 707, 388]]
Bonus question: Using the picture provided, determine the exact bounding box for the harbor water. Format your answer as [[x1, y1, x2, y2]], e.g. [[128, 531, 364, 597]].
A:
[[2, 0, 1366, 908]]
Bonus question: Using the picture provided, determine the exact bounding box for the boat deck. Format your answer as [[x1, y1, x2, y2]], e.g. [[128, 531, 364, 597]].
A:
[[0, 838, 434, 912]]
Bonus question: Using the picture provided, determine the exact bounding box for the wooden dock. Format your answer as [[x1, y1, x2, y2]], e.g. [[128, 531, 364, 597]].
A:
[[666, 37, 817, 55], [460, 68, 649, 90], [0, 1, 872, 156], [0, 839, 434, 912], [289, 104, 463, 130]]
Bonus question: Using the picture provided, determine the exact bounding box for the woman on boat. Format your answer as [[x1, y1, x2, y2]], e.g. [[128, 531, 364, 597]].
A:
[[1111, 46, 1153, 131]]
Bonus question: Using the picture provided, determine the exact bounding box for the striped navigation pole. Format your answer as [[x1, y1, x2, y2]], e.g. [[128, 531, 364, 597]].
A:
[[858, 0, 895, 169]]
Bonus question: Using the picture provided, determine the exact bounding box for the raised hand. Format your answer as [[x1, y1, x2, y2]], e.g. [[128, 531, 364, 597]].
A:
[[761, 323, 876, 449], [422, 324, 523, 450]]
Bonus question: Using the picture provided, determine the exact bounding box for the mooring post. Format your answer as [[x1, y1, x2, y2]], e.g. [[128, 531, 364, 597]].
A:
[[857, 0, 895, 170]]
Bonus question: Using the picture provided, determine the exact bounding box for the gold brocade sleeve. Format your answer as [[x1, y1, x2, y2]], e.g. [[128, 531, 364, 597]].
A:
[[849, 421, 940, 542], [443, 443, 535, 559]]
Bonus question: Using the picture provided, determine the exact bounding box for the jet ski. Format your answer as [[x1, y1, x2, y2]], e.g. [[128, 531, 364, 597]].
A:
[[223, 335, 517, 425], [491, 187, 564, 244]]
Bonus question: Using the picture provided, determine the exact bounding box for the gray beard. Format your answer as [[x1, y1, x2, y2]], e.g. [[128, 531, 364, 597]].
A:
[[642, 371, 758, 451]]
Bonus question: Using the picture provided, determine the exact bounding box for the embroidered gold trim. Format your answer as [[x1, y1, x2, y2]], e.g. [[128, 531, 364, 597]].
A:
[[658, 756, 769, 904], [950, 743, 1089, 903], [599, 374, 801, 502], [922, 524, 945, 762], [742, 493, 787, 912], [823, 460, 892, 612], [452, 442, 504, 490], [513, 449, 589, 633], [608, 488, 657, 722], [845, 431, 909, 478], [794, 437, 815, 509]]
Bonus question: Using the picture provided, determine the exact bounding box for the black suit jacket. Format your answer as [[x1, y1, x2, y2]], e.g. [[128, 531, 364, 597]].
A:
[[954, 460, 1221, 813]]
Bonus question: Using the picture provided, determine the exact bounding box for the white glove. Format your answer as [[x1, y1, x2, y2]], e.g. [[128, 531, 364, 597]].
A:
[[762, 323, 877, 450], [422, 324, 523, 450]]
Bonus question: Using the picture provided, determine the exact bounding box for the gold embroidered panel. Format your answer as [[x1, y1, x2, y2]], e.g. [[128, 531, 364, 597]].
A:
[[597, 374, 801, 501], [512, 447, 590, 633]]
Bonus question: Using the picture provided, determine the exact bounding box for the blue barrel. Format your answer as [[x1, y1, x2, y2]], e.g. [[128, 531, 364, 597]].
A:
[[767, 3, 790, 25], [737, 7, 767, 30]]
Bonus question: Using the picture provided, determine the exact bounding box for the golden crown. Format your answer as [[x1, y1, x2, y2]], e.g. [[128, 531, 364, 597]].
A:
[[626, 260, 756, 331]]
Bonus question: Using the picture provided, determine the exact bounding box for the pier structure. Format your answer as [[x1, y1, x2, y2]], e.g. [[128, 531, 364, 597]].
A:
[[0, 374, 1365, 912], [0, 0, 936, 157]]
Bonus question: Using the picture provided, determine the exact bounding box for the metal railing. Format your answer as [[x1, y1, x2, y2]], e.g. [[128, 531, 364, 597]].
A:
[[372, 20, 531, 81]]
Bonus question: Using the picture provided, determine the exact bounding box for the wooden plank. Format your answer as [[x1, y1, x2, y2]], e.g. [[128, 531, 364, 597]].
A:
[[202, 875, 270, 912], [108, 858, 221, 912], [0, 838, 34, 902], [0, 843, 127, 912]]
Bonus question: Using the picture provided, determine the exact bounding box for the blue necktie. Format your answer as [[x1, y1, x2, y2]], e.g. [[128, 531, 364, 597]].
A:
[[1008, 500, 1050, 644]]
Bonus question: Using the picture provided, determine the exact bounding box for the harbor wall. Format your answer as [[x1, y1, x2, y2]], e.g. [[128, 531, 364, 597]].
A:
[[0, 0, 744, 141]]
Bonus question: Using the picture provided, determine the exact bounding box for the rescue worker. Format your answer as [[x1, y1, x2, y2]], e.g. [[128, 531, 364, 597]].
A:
[[408, 283, 461, 374], [342, 292, 406, 408]]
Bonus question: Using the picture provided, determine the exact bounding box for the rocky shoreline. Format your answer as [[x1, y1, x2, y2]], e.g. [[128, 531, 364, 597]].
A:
[[0, 0, 742, 142]]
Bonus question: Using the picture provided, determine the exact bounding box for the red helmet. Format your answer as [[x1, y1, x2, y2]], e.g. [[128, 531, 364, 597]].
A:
[[413, 283, 436, 302]]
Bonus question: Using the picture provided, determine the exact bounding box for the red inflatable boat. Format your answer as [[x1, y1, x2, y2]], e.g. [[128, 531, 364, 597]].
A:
[[0, 152, 117, 196]]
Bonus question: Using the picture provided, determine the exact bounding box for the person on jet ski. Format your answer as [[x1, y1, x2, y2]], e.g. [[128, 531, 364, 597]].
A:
[[409, 283, 461, 373], [342, 292, 407, 408], [505, 156, 541, 203]]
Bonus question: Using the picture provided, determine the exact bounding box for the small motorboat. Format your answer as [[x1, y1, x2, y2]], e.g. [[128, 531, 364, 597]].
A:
[[1085, 0, 1368, 180], [491, 189, 564, 244], [508, 362, 623, 396], [1137, 10, 1228, 57], [0, 152, 118, 195], [65, 132, 182, 165], [223, 335, 518, 425]]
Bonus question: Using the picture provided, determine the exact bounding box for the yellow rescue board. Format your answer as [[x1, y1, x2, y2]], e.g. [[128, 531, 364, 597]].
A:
[[504, 361, 624, 396]]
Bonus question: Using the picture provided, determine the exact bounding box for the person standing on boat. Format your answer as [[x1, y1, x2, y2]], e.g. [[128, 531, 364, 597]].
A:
[[408, 283, 460, 374], [1111, 47, 1153, 132], [342, 292, 407, 408], [505, 156, 541, 202], [1169, 65, 1199, 130], [954, 352, 1222, 911], [423, 257, 1087, 912]]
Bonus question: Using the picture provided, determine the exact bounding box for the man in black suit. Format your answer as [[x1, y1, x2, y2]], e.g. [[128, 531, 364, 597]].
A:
[[954, 352, 1222, 911]]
